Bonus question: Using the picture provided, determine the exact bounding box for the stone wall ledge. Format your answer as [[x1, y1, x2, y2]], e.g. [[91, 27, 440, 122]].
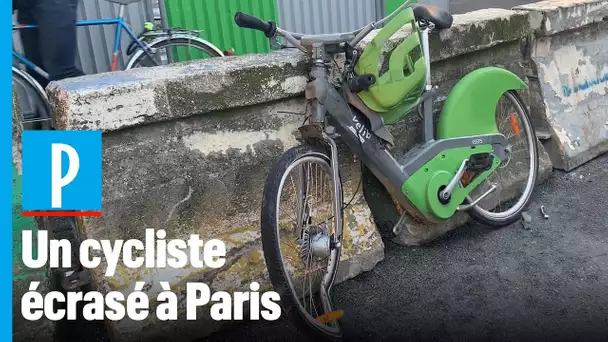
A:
[[48, 7, 542, 133], [514, 0, 608, 36]]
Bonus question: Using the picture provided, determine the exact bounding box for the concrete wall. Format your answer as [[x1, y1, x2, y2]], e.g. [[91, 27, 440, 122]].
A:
[[516, 0, 608, 171], [44, 1, 607, 340]]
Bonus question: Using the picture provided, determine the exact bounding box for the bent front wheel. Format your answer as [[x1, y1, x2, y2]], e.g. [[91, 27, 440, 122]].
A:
[[260, 143, 344, 340], [466, 90, 539, 227]]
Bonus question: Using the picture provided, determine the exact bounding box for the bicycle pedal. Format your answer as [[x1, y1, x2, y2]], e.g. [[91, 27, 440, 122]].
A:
[[316, 310, 344, 323]]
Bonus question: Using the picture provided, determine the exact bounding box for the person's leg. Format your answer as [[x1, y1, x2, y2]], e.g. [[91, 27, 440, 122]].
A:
[[33, 0, 85, 83], [16, 0, 49, 88]]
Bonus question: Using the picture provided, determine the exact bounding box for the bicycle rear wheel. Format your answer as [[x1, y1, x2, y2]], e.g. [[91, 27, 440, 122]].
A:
[[12, 67, 54, 130], [261, 143, 344, 340], [465, 90, 539, 227], [126, 36, 223, 69]]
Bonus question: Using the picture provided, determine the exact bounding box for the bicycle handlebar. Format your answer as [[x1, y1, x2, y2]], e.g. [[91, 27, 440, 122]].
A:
[[234, 0, 415, 51], [234, 12, 277, 38]]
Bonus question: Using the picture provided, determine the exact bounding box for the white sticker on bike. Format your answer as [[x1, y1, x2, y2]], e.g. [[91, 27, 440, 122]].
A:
[[351, 116, 372, 143], [348, 126, 366, 143]]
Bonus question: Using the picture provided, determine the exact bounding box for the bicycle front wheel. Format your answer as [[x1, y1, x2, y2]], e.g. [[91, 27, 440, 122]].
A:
[[261, 143, 344, 340], [126, 37, 224, 69]]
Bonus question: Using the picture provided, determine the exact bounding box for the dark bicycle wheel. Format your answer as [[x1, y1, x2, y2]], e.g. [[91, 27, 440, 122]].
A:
[[12, 66, 54, 131], [126, 36, 224, 69]]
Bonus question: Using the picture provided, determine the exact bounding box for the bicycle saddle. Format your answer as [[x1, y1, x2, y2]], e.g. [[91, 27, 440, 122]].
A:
[[411, 4, 453, 29]]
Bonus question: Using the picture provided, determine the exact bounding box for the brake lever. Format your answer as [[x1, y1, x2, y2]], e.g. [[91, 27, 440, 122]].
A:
[[270, 35, 283, 50]]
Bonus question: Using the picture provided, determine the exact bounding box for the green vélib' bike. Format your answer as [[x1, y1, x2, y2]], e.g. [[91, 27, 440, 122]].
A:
[[235, 1, 538, 339]]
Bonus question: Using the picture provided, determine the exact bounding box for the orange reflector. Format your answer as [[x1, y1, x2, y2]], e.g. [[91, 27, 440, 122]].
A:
[[316, 310, 344, 323], [510, 113, 521, 137], [462, 171, 472, 186]]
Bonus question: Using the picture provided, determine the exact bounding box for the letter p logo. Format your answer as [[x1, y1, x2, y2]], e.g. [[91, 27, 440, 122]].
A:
[[51, 143, 80, 208], [22, 131, 102, 215]]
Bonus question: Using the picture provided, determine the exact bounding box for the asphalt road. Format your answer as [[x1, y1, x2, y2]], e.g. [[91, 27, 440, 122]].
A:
[[206, 152, 608, 341]]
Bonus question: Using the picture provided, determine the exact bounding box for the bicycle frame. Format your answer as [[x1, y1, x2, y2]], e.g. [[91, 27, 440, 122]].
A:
[[300, 27, 432, 218], [12, 4, 150, 79], [298, 25, 515, 223]]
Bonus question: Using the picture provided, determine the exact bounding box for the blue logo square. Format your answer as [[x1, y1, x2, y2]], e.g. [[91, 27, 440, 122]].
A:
[[22, 130, 102, 212]]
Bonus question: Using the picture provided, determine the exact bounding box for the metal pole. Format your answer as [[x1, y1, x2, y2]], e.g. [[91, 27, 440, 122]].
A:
[[159, 0, 169, 30], [143, 0, 155, 22], [375, 0, 386, 22], [118, 4, 125, 19]]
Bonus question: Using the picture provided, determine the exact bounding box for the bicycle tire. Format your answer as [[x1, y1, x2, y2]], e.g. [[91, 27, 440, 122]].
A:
[[261, 143, 344, 341], [12, 67, 54, 130], [466, 90, 539, 227], [125, 36, 223, 70]]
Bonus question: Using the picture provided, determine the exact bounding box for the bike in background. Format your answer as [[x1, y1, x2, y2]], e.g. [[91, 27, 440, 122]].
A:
[[12, 0, 226, 130]]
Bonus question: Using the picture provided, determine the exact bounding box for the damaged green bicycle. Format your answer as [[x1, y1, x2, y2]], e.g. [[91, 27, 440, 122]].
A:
[[235, 1, 538, 339]]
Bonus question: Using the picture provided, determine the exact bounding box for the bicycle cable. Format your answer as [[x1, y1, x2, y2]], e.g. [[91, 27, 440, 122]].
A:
[[332, 55, 364, 213]]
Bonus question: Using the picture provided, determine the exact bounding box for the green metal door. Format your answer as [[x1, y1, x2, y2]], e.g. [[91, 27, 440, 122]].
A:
[[163, 0, 279, 57]]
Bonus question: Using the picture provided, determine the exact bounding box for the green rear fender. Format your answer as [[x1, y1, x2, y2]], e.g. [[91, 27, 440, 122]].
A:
[[437, 67, 527, 139]]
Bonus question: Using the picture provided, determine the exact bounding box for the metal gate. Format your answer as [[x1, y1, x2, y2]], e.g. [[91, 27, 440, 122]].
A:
[[277, 0, 384, 35], [275, 0, 449, 35]]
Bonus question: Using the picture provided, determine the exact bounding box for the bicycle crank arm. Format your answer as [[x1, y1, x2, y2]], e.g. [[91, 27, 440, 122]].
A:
[[439, 159, 469, 202], [457, 184, 497, 211]]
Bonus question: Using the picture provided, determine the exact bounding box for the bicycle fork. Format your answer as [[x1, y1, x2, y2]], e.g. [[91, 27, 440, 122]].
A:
[[300, 58, 345, 296]]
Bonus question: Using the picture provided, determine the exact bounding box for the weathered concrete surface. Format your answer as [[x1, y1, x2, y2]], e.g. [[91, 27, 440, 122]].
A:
[[516, 0, 608, 170], [47, 51, 308, 132], [12, 87, 55, 342], [70, 98, 384, 342], [46, 8, 542, 134], [360, 8, 542, 63], [514, 0, 608, 36], [46, 7, 559, 342]]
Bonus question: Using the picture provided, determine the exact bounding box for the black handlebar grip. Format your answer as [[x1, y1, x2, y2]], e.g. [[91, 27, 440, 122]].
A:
[[234, 12, 276, 38], [349, 74, 376, 93]]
